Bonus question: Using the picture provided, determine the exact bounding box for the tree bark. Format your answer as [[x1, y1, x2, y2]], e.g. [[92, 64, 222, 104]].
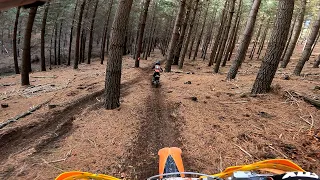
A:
[[179, 0, 200, 69], [68, 0, 79, 66], [188, 8, 202, 60], [313, 54, 320, 68], [58, 20, 63, 65], [80, 2, 90, 64], [280, 14, 297, 62], [256, 22, 269, 60], [100, 0, 114, 64], [281, 0, 306, 68], [201, 9, 217, 60], [40, 2, 50, 71], [192, 0, 209, 61], [173, 0, 192, 65], [165, 0, 187, 72], [249, 23, 262, 60], [13, 6, 21, 74], [214, 0, 236, 73], [21, 6, 38, 86], [54, 22, 58, 65], [251, 0, 294, 94], [134, 0, 152, 67], [226, 0, 261, 80], [105, 0, 134, 109], [74, 0, 86, 69], [222, 0, 242, 66], [293, 10, 320, 75], [208, 0, 228, 66], [87, 0, 99, 64]]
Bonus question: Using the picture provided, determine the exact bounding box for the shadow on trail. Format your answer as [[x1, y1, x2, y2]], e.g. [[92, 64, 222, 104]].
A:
[[124, 85, 183, 179]]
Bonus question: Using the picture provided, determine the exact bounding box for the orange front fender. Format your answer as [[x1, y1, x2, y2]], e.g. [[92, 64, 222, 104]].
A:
[[158, 147, 185, 178]]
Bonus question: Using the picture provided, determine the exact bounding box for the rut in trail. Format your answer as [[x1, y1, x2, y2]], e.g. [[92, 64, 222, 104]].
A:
[[125, 87, 183, 179]]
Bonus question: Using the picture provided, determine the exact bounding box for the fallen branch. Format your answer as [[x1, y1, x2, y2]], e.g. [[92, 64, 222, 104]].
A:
[[0, 98, 53, 129], [303, 96, 320, 109], [221, 101, 248, 104], [31, 75, 58, 79], [234, 143, 253, 158], [268, 144, 288, 159], [45, 149, 72, 164]]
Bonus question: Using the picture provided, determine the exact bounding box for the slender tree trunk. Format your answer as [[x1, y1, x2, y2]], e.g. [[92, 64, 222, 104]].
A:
[[87, 0, 99, 64], [134, 0, 152, 67], [226, 0, 261, 80], [249, 23, 262, 60], [68, 0, 79, 66], [293, 11, 320, 75], [40, 2, 50, 71], [188, 8, 202, 59], [80, 2, 90, 64], [58, 21, 63, 65], [313, 54, 320, 68], [50, 32, 53, 70], [13, 7, 21, 74], [208, 0, 228, 66], [214, 0, 235, 73], [173, 0, 192, 65], [280, 14, 297, 62], [54, 22, 58, 65], [251, 0, 294, 94], [74, 0, 86, 69], [202, 9, 217, 60], [165, 0, 187, 72], [179, 0, 200, 69], [100, 0, 114, 64], [222, 0, 242, 66], [18, 19, 22, 57], [192, 0, 209, 61], [21, 6, 38, 86], [105, 0, 134, 109], [256, 21, 269, 60], [281, 0, 306, 68]]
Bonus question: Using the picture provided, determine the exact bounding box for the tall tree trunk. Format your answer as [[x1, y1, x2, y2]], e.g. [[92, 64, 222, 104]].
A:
[[134, 0, 152, 67], [222, 0, 242, 66], [13, 6, 21, 74], [249, 23, 262, 60], [173, 0, 192, 65], [179, 0, 200, 69], [251, 0, 294, 94], [293, 11, 320, 75], [21, 6, 38, 86], [68, 0, 79, 66], [281, 0, 306, 68], [80, 2, 90, 64], [74, 0, 86, 69], [208, 0, 228, 66], [192, 0, 209, 61], [18, 18, 22, 57], [40, 2, 50, 71], [313, 54, 320, 68], [201, 9, 217, 60], [214, 0, 236, 73], [256, 22, 269, 60], [100, 0, 114, 64], [105, 0, 134, 109], [54, 22, 58, 65], [58, 20, 63, 65], [188, 8, 202, 59], [87, 0, 99, 64], [165, 0, 187, 72], [280, 14, 297, 61], [226, 0, 261, 80]]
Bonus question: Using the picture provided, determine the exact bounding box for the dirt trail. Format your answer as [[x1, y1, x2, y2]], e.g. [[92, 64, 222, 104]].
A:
[[124, 72, 183, 179]]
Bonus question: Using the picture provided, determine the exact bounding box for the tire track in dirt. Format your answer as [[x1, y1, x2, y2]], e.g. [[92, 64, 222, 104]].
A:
[[124, 74, 183, 179], [0, 67, 153, 164]]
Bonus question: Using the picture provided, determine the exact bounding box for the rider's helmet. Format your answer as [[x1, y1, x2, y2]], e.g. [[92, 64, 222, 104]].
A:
[[155, 61, 160, 65]]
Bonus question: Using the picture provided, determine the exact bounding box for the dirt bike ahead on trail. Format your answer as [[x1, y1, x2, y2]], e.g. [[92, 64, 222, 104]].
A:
[[55, 147, 320, 180], [152, 61, 163, 88]]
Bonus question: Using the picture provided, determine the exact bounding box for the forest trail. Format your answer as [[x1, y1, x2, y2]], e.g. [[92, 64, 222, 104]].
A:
[[123, 73, 184, 179]]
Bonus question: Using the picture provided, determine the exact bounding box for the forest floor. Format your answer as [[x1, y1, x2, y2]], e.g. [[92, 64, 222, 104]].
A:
[[0, 48, 319, 180]]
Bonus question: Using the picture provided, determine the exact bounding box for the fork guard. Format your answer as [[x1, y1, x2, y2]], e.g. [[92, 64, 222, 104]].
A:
[[158, 147, 186, 178]]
